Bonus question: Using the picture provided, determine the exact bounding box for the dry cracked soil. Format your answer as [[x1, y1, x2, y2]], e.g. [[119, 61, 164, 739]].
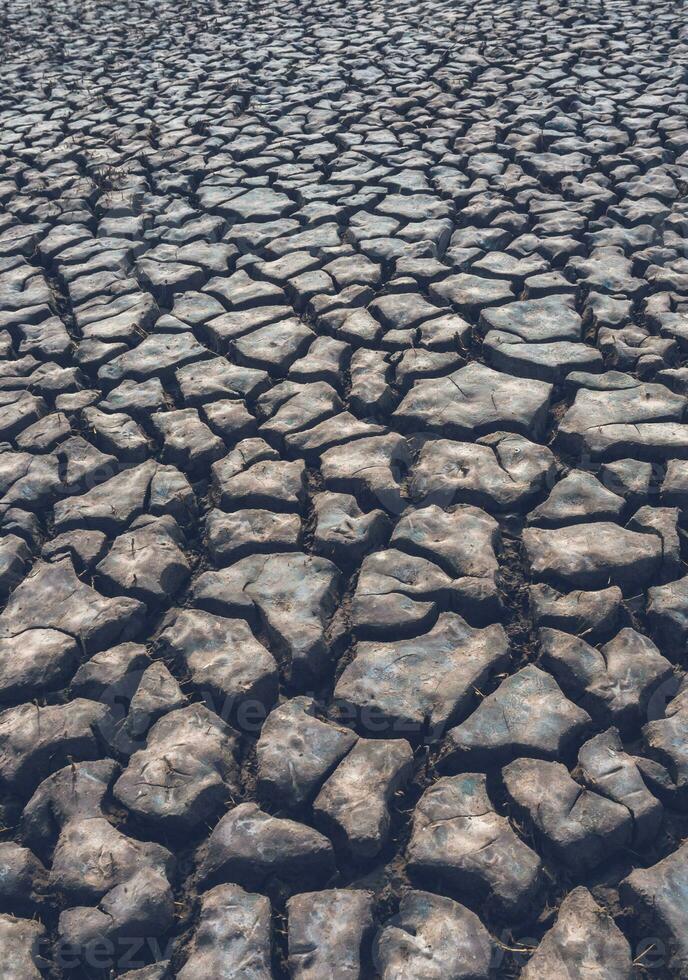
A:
[[1, 0, 688, 976]]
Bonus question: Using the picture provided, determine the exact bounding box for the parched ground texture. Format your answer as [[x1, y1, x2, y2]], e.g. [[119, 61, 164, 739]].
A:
[[1, 0, 688, 976]]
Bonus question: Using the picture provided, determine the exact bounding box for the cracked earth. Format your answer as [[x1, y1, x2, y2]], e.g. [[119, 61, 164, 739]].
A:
[[1, 0, 688, 976]]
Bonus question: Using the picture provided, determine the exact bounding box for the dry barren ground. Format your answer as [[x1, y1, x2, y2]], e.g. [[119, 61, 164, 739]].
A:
[[0, 0, 688, 976]]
